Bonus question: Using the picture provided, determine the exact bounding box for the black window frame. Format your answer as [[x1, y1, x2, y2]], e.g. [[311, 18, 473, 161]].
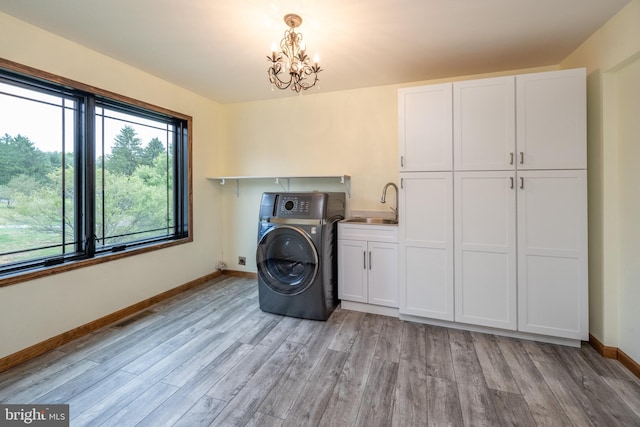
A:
[[0, 59, 192, 287]]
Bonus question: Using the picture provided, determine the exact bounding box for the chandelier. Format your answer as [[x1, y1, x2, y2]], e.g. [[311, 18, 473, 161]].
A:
[[267, 13, 322, 92]]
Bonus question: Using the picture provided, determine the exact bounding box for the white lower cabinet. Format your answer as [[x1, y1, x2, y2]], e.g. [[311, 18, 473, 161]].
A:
[[454, 171, 517, 330], [453, 169, 588, 340], [517, 170, 588, 339], [399, 172, 454, 320], [338, 223, 398, 308]]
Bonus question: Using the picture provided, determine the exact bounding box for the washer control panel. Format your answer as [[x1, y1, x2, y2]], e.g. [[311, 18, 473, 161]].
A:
[[279, 195, 312, 215]]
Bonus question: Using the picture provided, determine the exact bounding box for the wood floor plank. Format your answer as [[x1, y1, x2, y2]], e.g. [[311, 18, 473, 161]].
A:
[[256, 315, 301, 348], [427, 376, 464, 427], [449, 329, 500, 427], [206, 343, 277, 402], [4, 358, 98, 404], [471, 331, 519, 393], [533, 357, 604, 427], [424, 324, 456, 381], [373, 315, 402, 363], [71, 327, 224, 426], [259, 310, 347, 419], [489, 389, 537, 427], [286, 318, 324, 345], [100, 381, 178, 427], [171, 395, 227, 427], [281, 349, 349, 427], [246, 411, 285, 427], [392, 321, 428, 427], [602, 376, 640, 417], [211, 340, 303, 426], [206, 298, 262, 333], [497, 335, 572, 426], [355, 357, 398, 427], [161, 331, 239, 387], [37, 326, 216, 406], [554, 344, 640, 426], [0, 350, 80, 401], [318, 313, 383, 427], [64, 369, 136, 416], [328, 309, 366, 352], [138, 342, 252, 426], [238, 315, 281, 345], [119, 326, 204, 375]]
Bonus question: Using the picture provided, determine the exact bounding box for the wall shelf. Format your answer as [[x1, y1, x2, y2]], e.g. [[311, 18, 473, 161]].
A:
[[207, 175, 352, 197]]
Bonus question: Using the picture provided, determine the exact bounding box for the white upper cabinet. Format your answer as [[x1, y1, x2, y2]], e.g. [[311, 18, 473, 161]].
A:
[[516, 68, 587, 170], [454, 76, 515, 171], [399, 83, 453, 172]]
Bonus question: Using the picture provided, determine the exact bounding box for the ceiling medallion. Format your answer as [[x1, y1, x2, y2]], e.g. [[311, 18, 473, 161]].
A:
[[267, 13, 322, 93]]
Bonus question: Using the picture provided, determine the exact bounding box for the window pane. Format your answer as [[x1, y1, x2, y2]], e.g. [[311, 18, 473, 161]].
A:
[[95, 106, 174, 249], [0, 82, 78, 267]]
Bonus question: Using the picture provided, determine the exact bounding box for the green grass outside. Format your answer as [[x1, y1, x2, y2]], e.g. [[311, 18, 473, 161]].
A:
[[0, 204, 64, 264]]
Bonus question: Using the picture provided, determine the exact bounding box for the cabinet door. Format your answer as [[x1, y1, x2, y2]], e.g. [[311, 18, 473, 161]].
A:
[[368, 242, 398, 308], [399, 172, 454, 320], [399, 84, 453, 172], [517, 170, 588, 339], [516, 68, 586, 170], [338, 239, 368, 303], [454, 171, 517, 330], [454, 76, 515, 170]]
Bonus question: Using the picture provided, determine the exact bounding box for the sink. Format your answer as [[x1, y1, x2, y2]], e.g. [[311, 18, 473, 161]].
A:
[[342, 217, 398, 225]]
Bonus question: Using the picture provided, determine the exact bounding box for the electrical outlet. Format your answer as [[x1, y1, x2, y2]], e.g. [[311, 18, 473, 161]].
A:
[[238, 256, 246, 266]]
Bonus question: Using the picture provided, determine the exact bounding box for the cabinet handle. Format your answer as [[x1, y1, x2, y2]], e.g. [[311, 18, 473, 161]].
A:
[[400, 156, 404, 168], [510, 152, 514, 165], [510, 176, 514, 189], [520, 176, 524, 189], [400, 178, 404, 189], [520, 152, 524, 164], [363, 251, 367, 269], [369, 251, 372, 270]]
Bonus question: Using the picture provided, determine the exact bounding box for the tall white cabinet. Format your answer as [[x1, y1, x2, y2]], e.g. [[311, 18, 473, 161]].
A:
[[399, 68, 588, 341], [398, 83, 454, 321]]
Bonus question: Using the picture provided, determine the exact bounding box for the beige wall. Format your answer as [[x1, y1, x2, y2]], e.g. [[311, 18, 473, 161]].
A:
[[615, 56, 640, 361], [0, 12, 226, 358], [562, 0, 640, 361]]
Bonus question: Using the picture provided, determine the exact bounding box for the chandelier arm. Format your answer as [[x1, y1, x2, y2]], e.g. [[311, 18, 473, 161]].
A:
[[267, 64, 293, 90]]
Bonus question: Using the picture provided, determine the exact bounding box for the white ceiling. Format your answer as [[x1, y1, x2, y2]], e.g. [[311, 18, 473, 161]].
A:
[[0, 0, 630, 104]]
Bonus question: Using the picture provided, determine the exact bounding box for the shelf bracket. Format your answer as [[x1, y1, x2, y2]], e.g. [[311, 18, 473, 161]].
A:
[[218, 178, 240, 197], [341, 175, 351, 197], [274, 177, 290, 192]]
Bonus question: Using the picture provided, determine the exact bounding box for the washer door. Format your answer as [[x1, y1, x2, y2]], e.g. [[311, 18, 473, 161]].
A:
[[256, 225, 319, 295]]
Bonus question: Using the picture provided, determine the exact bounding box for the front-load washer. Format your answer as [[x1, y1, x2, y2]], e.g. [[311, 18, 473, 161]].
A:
[[256, 192, 345, 320]]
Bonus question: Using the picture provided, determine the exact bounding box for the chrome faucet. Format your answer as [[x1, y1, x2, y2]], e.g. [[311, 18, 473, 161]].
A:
[[381, 182, 398, 222]]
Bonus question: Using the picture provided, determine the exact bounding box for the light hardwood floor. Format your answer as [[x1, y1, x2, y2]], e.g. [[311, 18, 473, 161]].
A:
[[1, 275, 639, 426]]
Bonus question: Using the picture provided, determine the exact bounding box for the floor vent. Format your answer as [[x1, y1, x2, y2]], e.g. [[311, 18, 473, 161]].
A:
[[113, 310, 154, 328]]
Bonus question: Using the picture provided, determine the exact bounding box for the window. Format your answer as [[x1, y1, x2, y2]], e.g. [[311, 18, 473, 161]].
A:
[[0, 63, 190, 282]]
